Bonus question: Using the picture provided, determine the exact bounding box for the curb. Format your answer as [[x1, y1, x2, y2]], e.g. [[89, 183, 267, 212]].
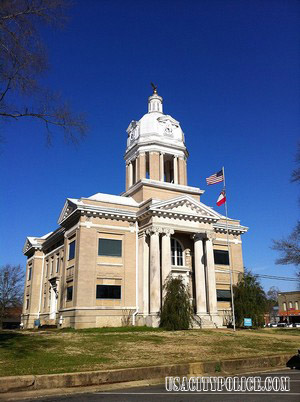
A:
[[0, 354, 291, 394]]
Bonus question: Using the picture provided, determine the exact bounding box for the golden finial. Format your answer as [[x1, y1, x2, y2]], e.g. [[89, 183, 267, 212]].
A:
[[151, 82, 158, 94]]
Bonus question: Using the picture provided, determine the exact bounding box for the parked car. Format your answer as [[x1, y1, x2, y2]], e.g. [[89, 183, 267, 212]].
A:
[[292, 323, 300, 328], [277, 322, 287, 327]]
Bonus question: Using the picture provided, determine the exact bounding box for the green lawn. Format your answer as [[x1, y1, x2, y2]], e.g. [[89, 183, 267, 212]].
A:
[[0, 327, 299, 377]]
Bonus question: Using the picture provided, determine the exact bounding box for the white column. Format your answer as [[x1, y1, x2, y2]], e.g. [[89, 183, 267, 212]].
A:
[[194, 234, 207, 315], [173, 156, 178, 184], [129, 162, 133, 187], [135, 158, 138, 182], [161, 229, 174, 292], [148, 228, 161, 315], [143, 233, 149, 315], [160, 153, 164, 182], [49, 286, 56, 320], [205, 232, 218, 316]]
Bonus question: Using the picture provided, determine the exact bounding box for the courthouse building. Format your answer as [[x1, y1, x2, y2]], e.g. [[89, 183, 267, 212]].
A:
[[22, 88, 248, 329]]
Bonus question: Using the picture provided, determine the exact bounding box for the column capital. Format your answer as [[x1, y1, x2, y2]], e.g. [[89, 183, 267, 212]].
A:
[[192, 233, 205, 241], [205, 231, 216, 241], [192, 231, 216, 241], [145, 226, 163, 235], [162, 228, 174, 236]]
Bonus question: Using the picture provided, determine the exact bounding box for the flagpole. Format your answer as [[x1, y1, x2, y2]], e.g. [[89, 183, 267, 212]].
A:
[[222, 166, 236, 332]]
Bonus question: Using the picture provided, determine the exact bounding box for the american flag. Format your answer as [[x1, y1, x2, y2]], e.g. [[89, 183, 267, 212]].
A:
[[206, 169, 224, 185]]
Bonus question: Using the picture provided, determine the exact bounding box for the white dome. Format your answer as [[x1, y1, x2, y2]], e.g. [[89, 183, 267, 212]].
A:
[[126, 94, 186, 152]]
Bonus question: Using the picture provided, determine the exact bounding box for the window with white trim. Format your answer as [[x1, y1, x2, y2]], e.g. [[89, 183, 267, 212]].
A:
[[68, 240, 76, 260], [171, 238, 183, 266]]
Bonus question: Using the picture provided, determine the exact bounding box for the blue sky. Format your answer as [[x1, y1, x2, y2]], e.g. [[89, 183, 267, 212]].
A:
[[1, 0, 299, 292]]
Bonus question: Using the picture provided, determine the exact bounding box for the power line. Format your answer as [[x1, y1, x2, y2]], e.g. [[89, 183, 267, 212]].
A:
[[256, 274, 299, 282], [217, 269, 299, 282]]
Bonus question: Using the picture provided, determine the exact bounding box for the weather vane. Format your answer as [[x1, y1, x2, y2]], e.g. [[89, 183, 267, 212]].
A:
[[151, 82, 158, 94]]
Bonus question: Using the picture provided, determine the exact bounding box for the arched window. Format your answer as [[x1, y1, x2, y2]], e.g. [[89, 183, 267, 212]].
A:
[[171, 238, 183, 266]]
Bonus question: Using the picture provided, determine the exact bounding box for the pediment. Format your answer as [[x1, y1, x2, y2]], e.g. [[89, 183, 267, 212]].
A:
[[150, 196, 220, 222], [22, 238, 33, 254], [22, 236, 42, 254], [57, 199, 78, 225]]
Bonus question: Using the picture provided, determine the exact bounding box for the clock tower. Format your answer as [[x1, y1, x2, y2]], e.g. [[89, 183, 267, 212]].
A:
[[123, 87, 202, 202]]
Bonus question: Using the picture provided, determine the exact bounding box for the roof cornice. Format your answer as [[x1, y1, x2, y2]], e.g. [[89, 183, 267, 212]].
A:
[[121, 179, 204, 198]]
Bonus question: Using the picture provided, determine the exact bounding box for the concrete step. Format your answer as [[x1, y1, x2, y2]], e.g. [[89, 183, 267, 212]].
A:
[[192, 315, 217, 329]]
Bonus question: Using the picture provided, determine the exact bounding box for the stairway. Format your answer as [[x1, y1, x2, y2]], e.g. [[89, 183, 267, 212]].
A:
[[192, 315, 217, 329]]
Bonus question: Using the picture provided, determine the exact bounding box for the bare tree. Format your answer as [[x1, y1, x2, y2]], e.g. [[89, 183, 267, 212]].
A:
[[272, 223, 300, 267], [0, 0, 87, 144], [291, 145, 300, 184], [272, 144, 300, 283], [0, 264, 23, 324], [266, 286, 280, 304]]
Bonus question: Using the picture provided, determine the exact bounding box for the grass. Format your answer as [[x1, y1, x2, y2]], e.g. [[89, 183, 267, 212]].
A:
[[0, 326, 299, 377]]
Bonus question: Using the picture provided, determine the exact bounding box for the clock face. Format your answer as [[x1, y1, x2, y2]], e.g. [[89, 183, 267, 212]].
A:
[[164, 120, 173, 136], [157, 116, 181, 139], [129, 122, 140, 143]]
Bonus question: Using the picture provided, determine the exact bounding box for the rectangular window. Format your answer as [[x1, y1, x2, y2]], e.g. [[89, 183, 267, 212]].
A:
[[296, 301, 299, 310], [45, 261, 49, 278], [56, 255, 59, 273], [214, 250, 230, 265], [28, 266, 32, 281], [68, 240, 76, 260], [217, 289, 231, 302], [96, 285, 121, 299], [98, 239, 122, 257], [66, 286, 73, 301], [283, 302, 287, 311], [289, 301, 293, 309], [26, 299, 29, 310], [51, 258, 54, 275]]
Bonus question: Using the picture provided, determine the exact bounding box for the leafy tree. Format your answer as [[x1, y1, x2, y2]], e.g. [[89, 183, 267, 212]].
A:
[[0, 0, 87, 144], [233, 270, 267, 328], [272, 144, 300, 279], [160, 275, 194, 331], [0, 264, 23, 325]]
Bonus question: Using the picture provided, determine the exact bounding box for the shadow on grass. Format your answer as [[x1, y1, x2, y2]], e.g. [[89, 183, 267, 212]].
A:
[[0, 331, 58, 358], [60, 326, 165, 334]]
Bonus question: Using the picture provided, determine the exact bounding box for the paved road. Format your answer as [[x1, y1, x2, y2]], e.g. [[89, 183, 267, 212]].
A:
[[25, 369, 300, 402]]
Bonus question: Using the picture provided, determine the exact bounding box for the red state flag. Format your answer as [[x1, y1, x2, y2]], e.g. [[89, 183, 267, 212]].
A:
[[216, 190, 226, 206]]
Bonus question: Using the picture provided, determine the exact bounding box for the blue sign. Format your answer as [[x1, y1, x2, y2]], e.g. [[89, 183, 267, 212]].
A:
[[244, 318, 252, 327]]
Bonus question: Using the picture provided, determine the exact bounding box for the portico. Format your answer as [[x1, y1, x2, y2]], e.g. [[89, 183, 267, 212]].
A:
[[137, 222, 221, 327]]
